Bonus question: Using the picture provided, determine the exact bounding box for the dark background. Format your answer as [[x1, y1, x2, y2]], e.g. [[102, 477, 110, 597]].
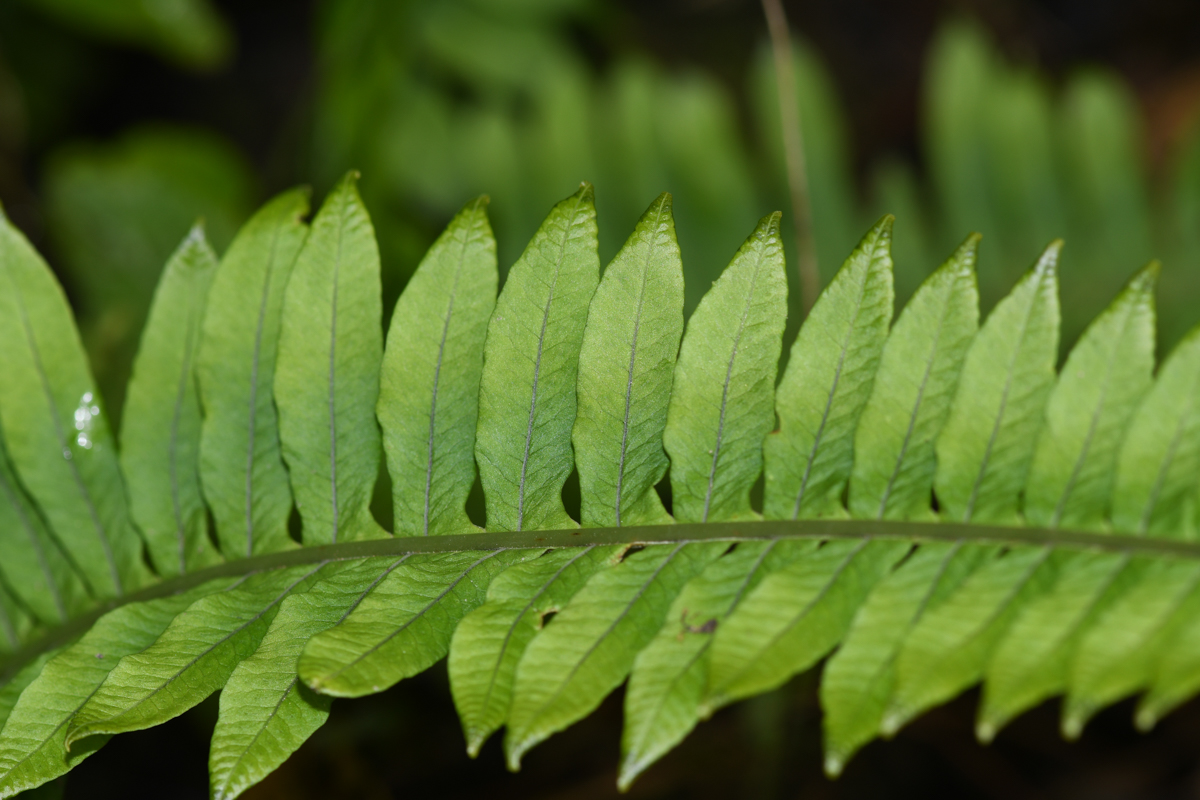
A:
[[3, 0, 1200, 797]]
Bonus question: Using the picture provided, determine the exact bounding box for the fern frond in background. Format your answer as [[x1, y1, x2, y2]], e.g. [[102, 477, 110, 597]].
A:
[[10, 1, 1198, 426], [0, 178, 1198, 797]]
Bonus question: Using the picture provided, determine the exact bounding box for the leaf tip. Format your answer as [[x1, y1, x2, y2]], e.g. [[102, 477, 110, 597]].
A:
[[823, 753, 845, 778], [576, 181, 595, 204], [1060, 713, 1084, 741], [1035, 239, 1064, 277], [958, 231, 982, 261], [1129, 259, 1161, 293], [1134, 706, 1157, 732], [878, 708, 906, 738], [616, 760, 642, 792], [975, 719, 997, 744], [504, 741, 526, 773]]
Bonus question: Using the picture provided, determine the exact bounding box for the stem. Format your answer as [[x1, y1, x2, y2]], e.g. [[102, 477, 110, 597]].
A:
[[4, 517, 1198, 685], [761, 0, 820, 316]]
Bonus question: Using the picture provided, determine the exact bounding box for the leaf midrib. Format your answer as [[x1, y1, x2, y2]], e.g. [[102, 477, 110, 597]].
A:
[[423, 206, 481, 535], [4, 266, 122, 596], [791, 249, 878, 521], [7, 518, 1200, 689], [964, 264, 1052, 523], [615, 199, 669, 526], [704, 242, 769, 523], [244, 218, 288, 558], [517, 193, 588, 531]]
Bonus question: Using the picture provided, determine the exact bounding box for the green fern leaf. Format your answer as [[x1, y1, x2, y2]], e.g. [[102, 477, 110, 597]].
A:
[[884, 242, 1062, 731], [620, 538, 805, 789], [934, 242, 1062, 524], [297, 550, 526, 697], [0, 430, 84, 625], [980, 262, 1158, 736], [275, 173, 384, 544], [1063, 325, 1200, 728], [198, 188, 309, 558], [65, 566, 329, 746], [573, 192, 682, 527], [0, 581, 227, 794], [764, 215, 894, 521], [503, 206, 784, 767], [208, 559, 400, 800], [449, 545, 621, 757], [848, 234, 980, 520], [2, 182, 1200, 798], [448, 192, 683, 756], [0, 212, 152, 598], [475, 183, 599, 532], [821, 235, 982, 770], [120, 224, 221, 577], [503, 541, 725, 769], [378, 196, 496, 537], [704, 217, 900, 710], [665, 212, 787, 523]]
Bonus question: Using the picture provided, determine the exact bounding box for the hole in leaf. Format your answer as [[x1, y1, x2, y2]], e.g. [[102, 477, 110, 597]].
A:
[[465, 471, 486, 529], [370, 452, 393, 534], [655, 474, 672, 516], [287, 504, 302, 545], [618, 544, 646, 563], [561, 466, 581, 524], [751, 470, 765, 514]]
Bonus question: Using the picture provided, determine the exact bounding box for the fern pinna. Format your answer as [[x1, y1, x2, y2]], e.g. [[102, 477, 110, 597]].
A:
[[0, 174, 1196, 797]]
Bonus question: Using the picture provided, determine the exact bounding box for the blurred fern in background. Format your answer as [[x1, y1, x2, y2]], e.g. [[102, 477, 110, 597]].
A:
[[2, 0, 1198, 417]]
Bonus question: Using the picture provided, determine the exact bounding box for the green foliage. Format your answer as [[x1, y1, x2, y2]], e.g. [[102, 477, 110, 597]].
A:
[[17, 0, 230, 68], [1, 184, 1200, 800]]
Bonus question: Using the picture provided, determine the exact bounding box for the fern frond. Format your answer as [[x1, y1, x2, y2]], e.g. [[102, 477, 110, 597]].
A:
[[0, 178, 1198, 798]]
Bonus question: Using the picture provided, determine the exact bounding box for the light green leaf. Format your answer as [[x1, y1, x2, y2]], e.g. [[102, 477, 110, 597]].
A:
[[706, 540, 908, 710], [664, 212, 788, 523], [0, 433, 83, 625], [379, 197, 497, 537], [979, 264, 1158, 733], [65, 566, 326, 746], [120, 224, 220, 577], [886, 545, 1061, 734], [0, 652, 57, 735], [298, 550, 529, 697], [979, 551, 1136, 739], [276, 173, 384, 545], [620, 539, 808, 790], [1061, 327, 1200, 730], [1065, 561, 1200, 731], [198, 188, 309, 559], [504, 541, 726, 769], [475, 183, 599, 532], [0, 581, 228, 795], [935, 242, 1062, 524], [821, 541, 997, 774], [573, 192, 683, 527], [1137, 584, 1200, 728], [1111, 324, 1200, 537], [449, 545, 621, 757], [849, 235, 979, 520], [209, 558, 402, 800], [0, 209, 151, 598], [1023, 262, 1158, 528], [764, 216, 894, 521]]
